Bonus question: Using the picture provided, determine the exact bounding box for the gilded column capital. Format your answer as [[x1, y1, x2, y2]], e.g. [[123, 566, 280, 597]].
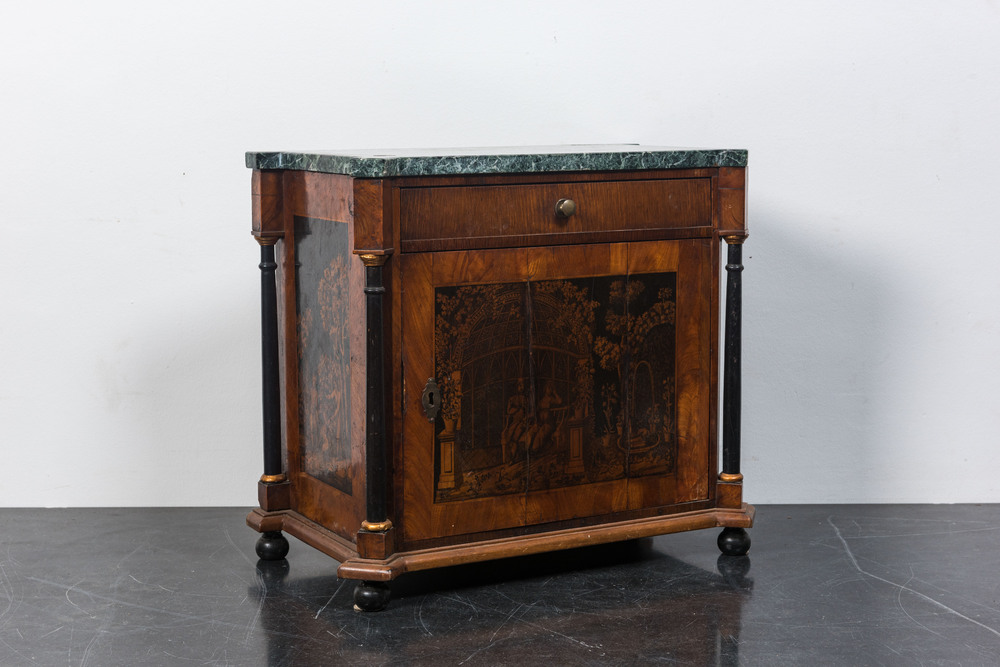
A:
[[358, 253, 390, 267]]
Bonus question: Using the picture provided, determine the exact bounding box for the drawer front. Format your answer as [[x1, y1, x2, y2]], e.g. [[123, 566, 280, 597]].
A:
[[399, 178, 712, 248]]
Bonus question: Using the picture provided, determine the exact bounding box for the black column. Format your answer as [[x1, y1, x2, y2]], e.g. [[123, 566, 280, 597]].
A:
[[722, 237, 744, 478], [361, 255, 390, 531], [258, 240, 284, 482]]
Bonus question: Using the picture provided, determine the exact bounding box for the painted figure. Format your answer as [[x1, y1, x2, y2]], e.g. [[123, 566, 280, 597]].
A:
[[501, 379, 527, 463]]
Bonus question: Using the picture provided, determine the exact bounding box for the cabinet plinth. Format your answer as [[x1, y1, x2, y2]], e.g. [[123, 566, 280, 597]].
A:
[[244, 146, 753, 608]]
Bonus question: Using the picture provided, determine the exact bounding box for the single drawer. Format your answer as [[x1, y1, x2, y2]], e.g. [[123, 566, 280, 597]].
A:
[[398, 178, 712, 247]]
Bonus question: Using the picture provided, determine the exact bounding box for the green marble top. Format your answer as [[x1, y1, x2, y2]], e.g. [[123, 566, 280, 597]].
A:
[[244, 145, 747, 178]]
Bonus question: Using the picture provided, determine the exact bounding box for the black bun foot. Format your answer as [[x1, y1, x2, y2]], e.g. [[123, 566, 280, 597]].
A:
[[255, 531, 290, 561], [717, 527, 751, 557], [353, 581, 392, 612]]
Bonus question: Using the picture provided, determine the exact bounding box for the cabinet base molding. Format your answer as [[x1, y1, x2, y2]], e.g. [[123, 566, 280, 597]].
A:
[[247, 504, 755, 582]]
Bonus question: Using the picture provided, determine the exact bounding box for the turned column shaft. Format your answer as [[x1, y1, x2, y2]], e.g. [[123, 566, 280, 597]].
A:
[[722, 239, 744, 477], [259, 241, 283, 480], [363, 257, 389, 528]]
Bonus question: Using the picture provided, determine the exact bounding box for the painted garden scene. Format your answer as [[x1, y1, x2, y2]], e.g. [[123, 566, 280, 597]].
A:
[[433, 272, 679, 503], [294, 217, 354, 496]]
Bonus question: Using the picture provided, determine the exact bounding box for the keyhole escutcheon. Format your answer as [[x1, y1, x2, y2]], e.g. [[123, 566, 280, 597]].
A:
[[421, 377, 441, 423]]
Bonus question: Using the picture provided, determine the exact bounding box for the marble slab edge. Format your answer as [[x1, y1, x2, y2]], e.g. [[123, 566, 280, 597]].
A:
[[244, 149, 748, 177]]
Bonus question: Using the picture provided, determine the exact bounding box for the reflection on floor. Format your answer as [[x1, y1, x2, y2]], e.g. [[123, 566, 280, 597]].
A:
[[1, 505, 999, 665]]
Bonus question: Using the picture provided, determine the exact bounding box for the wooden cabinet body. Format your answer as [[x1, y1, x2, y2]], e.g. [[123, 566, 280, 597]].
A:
[[245, 147, 753, 590]]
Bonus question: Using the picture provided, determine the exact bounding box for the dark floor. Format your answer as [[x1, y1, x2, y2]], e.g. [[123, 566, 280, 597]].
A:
[[1, 505, 999, 666]]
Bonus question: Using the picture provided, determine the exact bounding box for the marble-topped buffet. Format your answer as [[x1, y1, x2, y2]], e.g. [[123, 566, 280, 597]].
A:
[[244, 145, 753, 610]]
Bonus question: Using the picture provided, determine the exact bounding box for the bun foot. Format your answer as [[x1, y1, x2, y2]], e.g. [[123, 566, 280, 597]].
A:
[[255, 530, 290, 561], [353, 581, 391, 612], [717, 527, 751, 556]]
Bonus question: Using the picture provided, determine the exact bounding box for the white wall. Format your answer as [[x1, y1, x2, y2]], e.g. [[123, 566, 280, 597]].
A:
[[2, 1, 997, 507]]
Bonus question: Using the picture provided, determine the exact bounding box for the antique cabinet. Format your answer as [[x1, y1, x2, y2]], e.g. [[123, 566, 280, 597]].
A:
[[244, 146, 753, 611]]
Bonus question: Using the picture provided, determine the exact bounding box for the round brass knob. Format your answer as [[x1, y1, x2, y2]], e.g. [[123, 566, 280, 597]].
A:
[[555, 198, 577, 218]]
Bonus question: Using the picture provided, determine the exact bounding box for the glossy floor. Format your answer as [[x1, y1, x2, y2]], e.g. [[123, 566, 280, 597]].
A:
[[1, 505, 998, 665]]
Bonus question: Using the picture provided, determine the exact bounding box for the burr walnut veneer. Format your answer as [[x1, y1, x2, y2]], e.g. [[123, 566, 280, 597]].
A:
[[244, 146, 753, 610]]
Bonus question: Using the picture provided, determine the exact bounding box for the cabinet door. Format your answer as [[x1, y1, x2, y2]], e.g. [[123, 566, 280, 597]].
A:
[[400, 240, 713, 544]]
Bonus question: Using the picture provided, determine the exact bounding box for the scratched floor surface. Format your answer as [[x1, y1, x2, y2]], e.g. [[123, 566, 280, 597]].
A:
[[1, 505, 998, 665]]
